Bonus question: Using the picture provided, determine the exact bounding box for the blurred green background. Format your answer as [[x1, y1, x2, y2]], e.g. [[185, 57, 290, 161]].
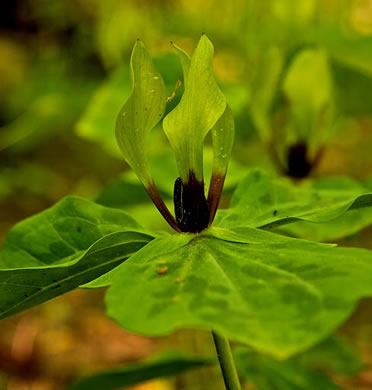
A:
[[1, 0, 372, 389]]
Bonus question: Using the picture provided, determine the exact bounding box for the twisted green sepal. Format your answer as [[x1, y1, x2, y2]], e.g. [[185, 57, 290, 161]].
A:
[[115, 40, 179, 231], [163, 34, 227, 183]]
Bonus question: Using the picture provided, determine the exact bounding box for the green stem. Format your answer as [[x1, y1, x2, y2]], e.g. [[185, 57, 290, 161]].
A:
[[212, 331, 241, 390]]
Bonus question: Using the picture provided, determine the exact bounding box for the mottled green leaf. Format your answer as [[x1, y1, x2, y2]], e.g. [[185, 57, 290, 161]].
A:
[[106, 226, 372, 358], [163, 34, 226, 181], [115, 40, 166, 186], [67, 353, 214, 390], [216, 169, 372, 241]]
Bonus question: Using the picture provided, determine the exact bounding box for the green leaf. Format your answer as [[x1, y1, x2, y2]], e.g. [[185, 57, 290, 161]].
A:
[[216, 169, 372, 241], [115, 40, 166, 186], [106, 226, 372, 358], [0, 196, 140, 269], [0, 196, 153, 316], [163, 34, 226, 181], [67, 353, 214, 390], [234, 347, 340, 390], [0, 230, 153, 320]]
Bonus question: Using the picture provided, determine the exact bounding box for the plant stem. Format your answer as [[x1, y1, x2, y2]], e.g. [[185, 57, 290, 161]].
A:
[[212, 331, 241, 390]]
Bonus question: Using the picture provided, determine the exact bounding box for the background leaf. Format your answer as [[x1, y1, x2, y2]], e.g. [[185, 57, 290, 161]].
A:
[[234, 335, 362, 389], [216, 169, 372, 241], [234, 347, 340, 390], [67, 353, 214, 390]]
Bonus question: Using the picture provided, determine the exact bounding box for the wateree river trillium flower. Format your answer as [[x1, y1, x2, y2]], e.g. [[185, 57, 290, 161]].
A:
[[115, 34, 234, 233]]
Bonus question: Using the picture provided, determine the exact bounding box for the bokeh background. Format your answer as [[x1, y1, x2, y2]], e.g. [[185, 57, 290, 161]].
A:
[[1, 0, 372, 389]]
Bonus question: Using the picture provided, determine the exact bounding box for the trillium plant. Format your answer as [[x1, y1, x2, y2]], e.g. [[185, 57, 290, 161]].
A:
[[2, 35, 372, 389], [115, 34, 234, 234]]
